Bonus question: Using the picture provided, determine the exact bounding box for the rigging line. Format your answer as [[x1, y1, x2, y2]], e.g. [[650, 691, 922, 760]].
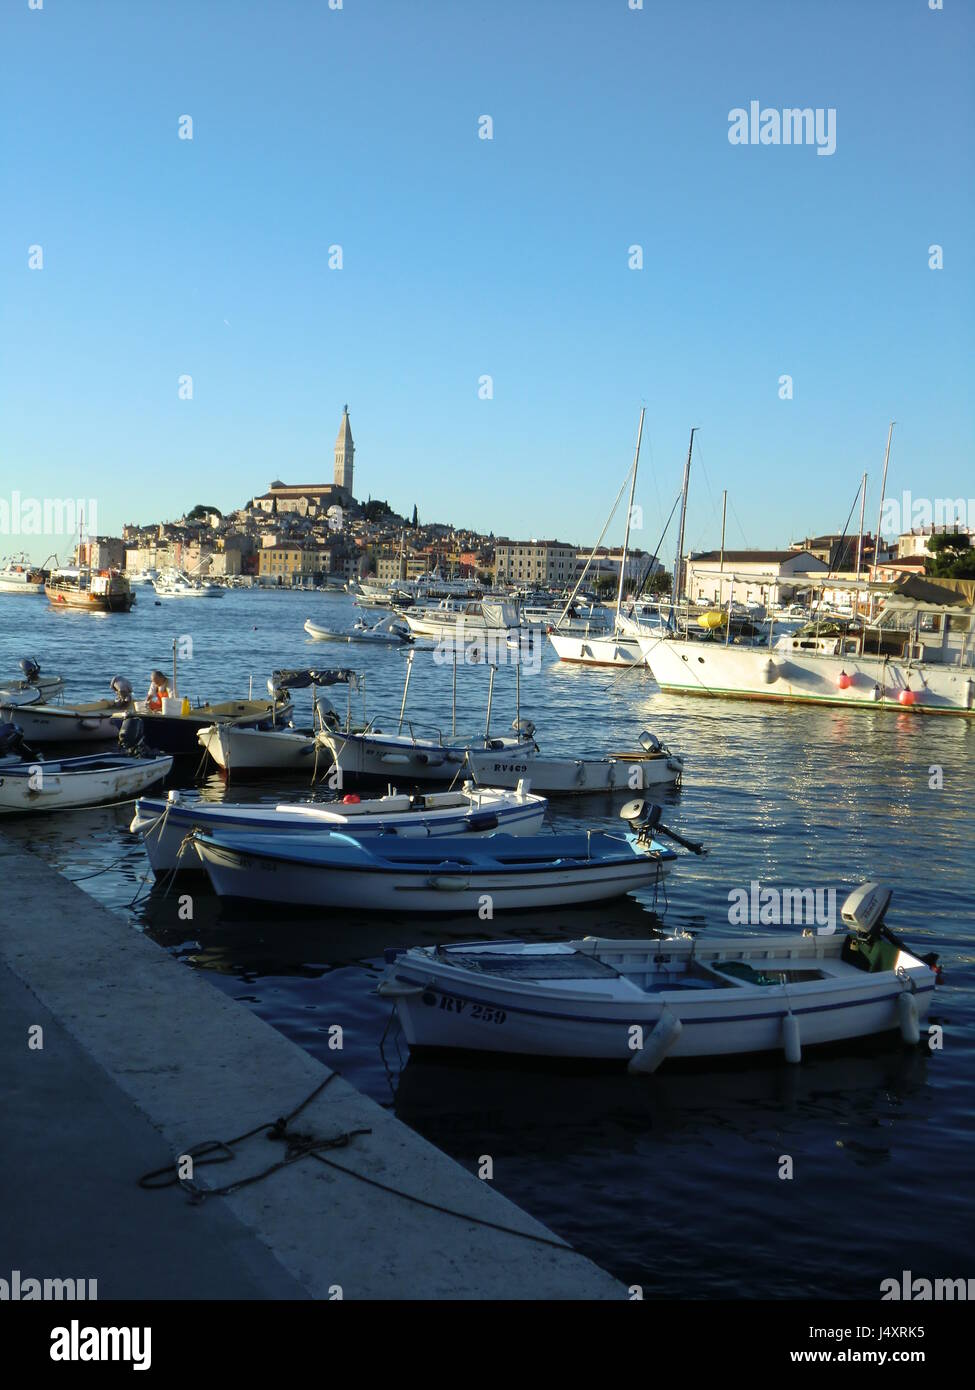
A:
[[824, 481, 867, 582], [727, 494, 751, 549]]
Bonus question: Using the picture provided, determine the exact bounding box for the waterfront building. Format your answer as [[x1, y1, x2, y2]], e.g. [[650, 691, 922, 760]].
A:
[[683, 550, 828, 607], [494, 539, 576, 586]]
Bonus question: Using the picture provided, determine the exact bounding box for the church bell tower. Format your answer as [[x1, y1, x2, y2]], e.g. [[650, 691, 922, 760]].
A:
[[334, 405, 354, 498]]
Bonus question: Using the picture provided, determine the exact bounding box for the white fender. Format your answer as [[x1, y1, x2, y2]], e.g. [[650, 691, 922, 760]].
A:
[[628, 1006, 683, 1075], [783, 1012, 802, 1064], [898, 991, 920, 1044]]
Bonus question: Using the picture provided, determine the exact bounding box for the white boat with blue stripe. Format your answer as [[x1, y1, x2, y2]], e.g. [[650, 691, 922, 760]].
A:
[[190, 812, 682, 913], [131, 781, 548, 874], [378, 883, 940, 1069]]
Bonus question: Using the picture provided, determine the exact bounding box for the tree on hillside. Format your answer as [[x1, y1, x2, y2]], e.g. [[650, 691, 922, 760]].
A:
[[411, 504, 419, 528], [187, 504, 222, 521]]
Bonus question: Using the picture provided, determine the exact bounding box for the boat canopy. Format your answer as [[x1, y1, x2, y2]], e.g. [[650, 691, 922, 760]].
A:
[[271, 668, 359, 691]]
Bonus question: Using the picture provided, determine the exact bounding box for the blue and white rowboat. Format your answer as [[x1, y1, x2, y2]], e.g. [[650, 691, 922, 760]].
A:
[[131, 781, 548, 874]]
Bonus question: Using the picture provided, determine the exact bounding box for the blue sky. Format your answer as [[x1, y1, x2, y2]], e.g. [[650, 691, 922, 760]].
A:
[[2, 0, 972, 565]]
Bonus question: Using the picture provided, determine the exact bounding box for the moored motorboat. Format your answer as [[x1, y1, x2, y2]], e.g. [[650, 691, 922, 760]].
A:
[[0, 658, 66, 708], [0, 739, 172, 815], [378, 883, 940, 1069], [197, 721, 321, 775], [304, 614, 412, 644], [190, 802, 689, 912], [467, 731, 684, 794], [0, 696, 129, 743], [0, 556, 46, 594], [126, 694, 294, 756], [131, 781, 548, 874]]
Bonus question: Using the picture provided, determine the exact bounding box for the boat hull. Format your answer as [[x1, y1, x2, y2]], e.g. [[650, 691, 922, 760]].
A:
[[0, 754, 172, 815], [467, 750, 683, 794], [0, 700, 125, 743], [133, 789, 548, 873], [318, 731, 538, 787], [548, 632, 644, 666], [640, 638, 975, 716], [197, 724, 318, 774], [382, 938, 936, 1062], [45, 582, 134, 612], [127, 699, 294, 756]]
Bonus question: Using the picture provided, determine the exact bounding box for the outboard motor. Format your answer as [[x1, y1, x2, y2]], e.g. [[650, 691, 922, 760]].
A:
[[0, 720, 34, 763], [118, 715, 150, 758], [840, 882, 940, 975], [639, 731, 663, 755], [315, 695, 340, 730], [19, 657, 41, 685], [620, 799, 706, 855], [110, 675, 134, 706]]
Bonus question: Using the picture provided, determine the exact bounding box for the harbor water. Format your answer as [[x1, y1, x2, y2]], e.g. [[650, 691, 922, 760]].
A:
[[2, 589, 972, 1298]]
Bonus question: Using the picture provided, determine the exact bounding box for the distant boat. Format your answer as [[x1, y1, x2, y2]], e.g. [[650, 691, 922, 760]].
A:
[[131, 782, 548, 874], [548, 408, 648, 668], [378, 883, 939, 1068], [0, 556, 45, 595], [153, 568, 224, 598], [304, 613, 412, 644], [46, 566, 134, 612]]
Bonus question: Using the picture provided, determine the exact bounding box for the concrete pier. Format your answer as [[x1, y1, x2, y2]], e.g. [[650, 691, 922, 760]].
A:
[[0, 832, 623, 1300]]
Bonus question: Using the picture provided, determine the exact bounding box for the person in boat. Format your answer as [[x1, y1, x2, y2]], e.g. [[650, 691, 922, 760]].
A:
[[110, 675, 133, 706], [146, 670, 170, 712]]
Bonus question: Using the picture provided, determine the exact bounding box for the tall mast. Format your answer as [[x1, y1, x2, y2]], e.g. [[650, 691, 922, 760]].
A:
[[615, 407, 645, 630], [855, 471, 868, 581], [873, 421, 895, 577], [671, 427, 698, 607]]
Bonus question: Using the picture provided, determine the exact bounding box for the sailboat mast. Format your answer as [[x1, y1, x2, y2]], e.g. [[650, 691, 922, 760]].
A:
[[855, 471, 868, 581], [615, 407, 645, 628], [873, 421, 895, 577], [671, 428, 698, 608]]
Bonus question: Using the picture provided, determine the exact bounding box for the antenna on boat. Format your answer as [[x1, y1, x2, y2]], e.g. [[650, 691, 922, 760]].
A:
[[397, 648, 415, 735], [171, 637, 179, 697], [484, 662, 498, 742]]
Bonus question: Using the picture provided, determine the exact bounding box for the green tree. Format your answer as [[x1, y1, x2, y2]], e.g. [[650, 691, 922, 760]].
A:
[[926, 534, 975, 579], [187, 504, 222, 521]]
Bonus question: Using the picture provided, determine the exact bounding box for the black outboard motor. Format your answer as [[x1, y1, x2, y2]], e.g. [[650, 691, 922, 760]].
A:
[[118, 715, 150, 758], [0, 721, 29, 760], [19, 657, 41, 685]]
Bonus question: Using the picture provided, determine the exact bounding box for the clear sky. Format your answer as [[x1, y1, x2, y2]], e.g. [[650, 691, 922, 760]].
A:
[[2, 0, 972, 565]]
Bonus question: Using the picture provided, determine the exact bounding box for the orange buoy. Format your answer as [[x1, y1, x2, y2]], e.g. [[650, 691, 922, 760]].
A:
[[342, 794, 361, 803], [898, 689, 917, 706]]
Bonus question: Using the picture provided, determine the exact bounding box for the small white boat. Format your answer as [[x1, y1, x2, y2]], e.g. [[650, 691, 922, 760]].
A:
[[131, 781, 548, 873], [153, 568, 224, 598], [191, 803, 683, 912], [304, 614, 412, 644], [0, 557, 45, 594], [0, 658, 65, 707], [0, 750, 172, 815], [0, 697, 126, 743], [197, 722, 320, 775], [468, 732, 684, 794], [379, 883, 940, 1069]]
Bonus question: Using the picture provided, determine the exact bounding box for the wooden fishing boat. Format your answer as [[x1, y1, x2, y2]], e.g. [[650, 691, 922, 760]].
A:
[[127, 694, 294, 756], [45, 567, 134, 612], [378, 883, 940, 1069], [0, 751, 172, 815], [131, 781, 548, 874]]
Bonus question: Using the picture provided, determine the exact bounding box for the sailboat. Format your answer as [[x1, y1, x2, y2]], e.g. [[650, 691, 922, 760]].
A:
[[547, 409, 647, 666]]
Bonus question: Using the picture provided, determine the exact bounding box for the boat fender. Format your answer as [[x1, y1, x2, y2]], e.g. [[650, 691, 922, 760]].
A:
[[762, 658, 779, 685], [342, 794, 361, 803], [897, 991, 920, 1045], [627, 1006, 682, 1075], [782, 1012, 801, 1064]]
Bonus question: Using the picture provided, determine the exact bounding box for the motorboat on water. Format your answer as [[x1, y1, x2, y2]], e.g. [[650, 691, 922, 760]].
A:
[[131, 780, 548, 874], [0, 556, 46, 594], [196, 668, 361, 774], [467, 730, 684, 795], [190, 801, 687, 913], [0, 692, 131, 742], [0, 658, 66, 708], [45, 566, 134, 612], [378, 882, 940, 1069], [304, 613, 412, 644], [153, 568, 224, 598], [0, 719, 172, 814], [638, 575, 975, 717]]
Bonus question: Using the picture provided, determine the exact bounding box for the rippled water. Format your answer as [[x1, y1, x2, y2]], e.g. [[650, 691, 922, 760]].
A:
[[2, 589, 972, 1297]]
